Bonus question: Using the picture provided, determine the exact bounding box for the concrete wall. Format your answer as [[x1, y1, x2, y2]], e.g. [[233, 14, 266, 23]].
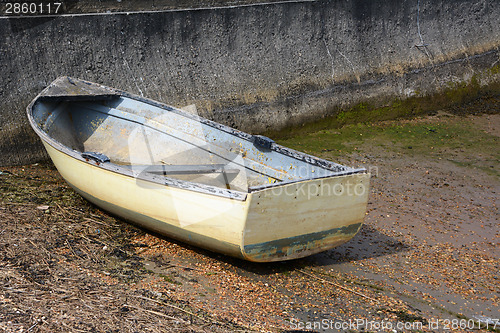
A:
[[1, 0, 499, 166]]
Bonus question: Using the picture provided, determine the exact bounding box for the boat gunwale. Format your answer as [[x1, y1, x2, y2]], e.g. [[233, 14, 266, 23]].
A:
[[27, 76, 367, 199]]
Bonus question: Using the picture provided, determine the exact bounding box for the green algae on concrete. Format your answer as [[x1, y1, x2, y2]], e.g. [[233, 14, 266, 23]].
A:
[[266, 79, 500, 141], [276, 109, 499, 178]]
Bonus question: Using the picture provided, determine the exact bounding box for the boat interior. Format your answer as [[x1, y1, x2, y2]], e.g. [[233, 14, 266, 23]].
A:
[[32, 96, 354, 192]]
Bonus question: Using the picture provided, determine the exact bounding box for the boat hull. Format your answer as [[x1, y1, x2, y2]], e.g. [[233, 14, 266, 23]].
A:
[[28, 77, 371, 262], [42, 141, 248, 258], [243, 173, 369, 261], [42, 141, 369, 261]]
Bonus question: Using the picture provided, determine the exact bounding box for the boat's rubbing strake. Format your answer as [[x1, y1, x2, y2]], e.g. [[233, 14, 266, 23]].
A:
[[28, 76, 367, 200]]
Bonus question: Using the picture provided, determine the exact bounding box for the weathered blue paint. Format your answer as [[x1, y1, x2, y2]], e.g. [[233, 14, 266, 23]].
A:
[[243, 223, 362, 261]]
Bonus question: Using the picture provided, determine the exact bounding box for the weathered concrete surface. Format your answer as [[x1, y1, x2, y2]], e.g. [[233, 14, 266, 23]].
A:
[[1, 0, 499, 166]]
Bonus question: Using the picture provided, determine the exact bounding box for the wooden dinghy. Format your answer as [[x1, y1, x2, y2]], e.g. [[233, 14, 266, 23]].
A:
[[27, 77, 370, 262]]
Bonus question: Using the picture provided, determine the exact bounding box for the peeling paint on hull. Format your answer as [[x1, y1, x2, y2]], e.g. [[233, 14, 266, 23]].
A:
[[243, 223, 362, 262]]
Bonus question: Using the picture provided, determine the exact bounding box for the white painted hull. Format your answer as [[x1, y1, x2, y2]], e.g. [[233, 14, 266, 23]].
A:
[[44, 141, 369, 261], [43, 142, 248, 258], [243, 172, 370, 261], [29, 77, 370, 262]]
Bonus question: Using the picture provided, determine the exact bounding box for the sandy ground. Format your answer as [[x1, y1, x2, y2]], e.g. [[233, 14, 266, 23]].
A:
[[0, 111, 498, 332]]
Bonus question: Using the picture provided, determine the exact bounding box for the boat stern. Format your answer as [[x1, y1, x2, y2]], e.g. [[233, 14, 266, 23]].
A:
[[241, 172, 370, 262]]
